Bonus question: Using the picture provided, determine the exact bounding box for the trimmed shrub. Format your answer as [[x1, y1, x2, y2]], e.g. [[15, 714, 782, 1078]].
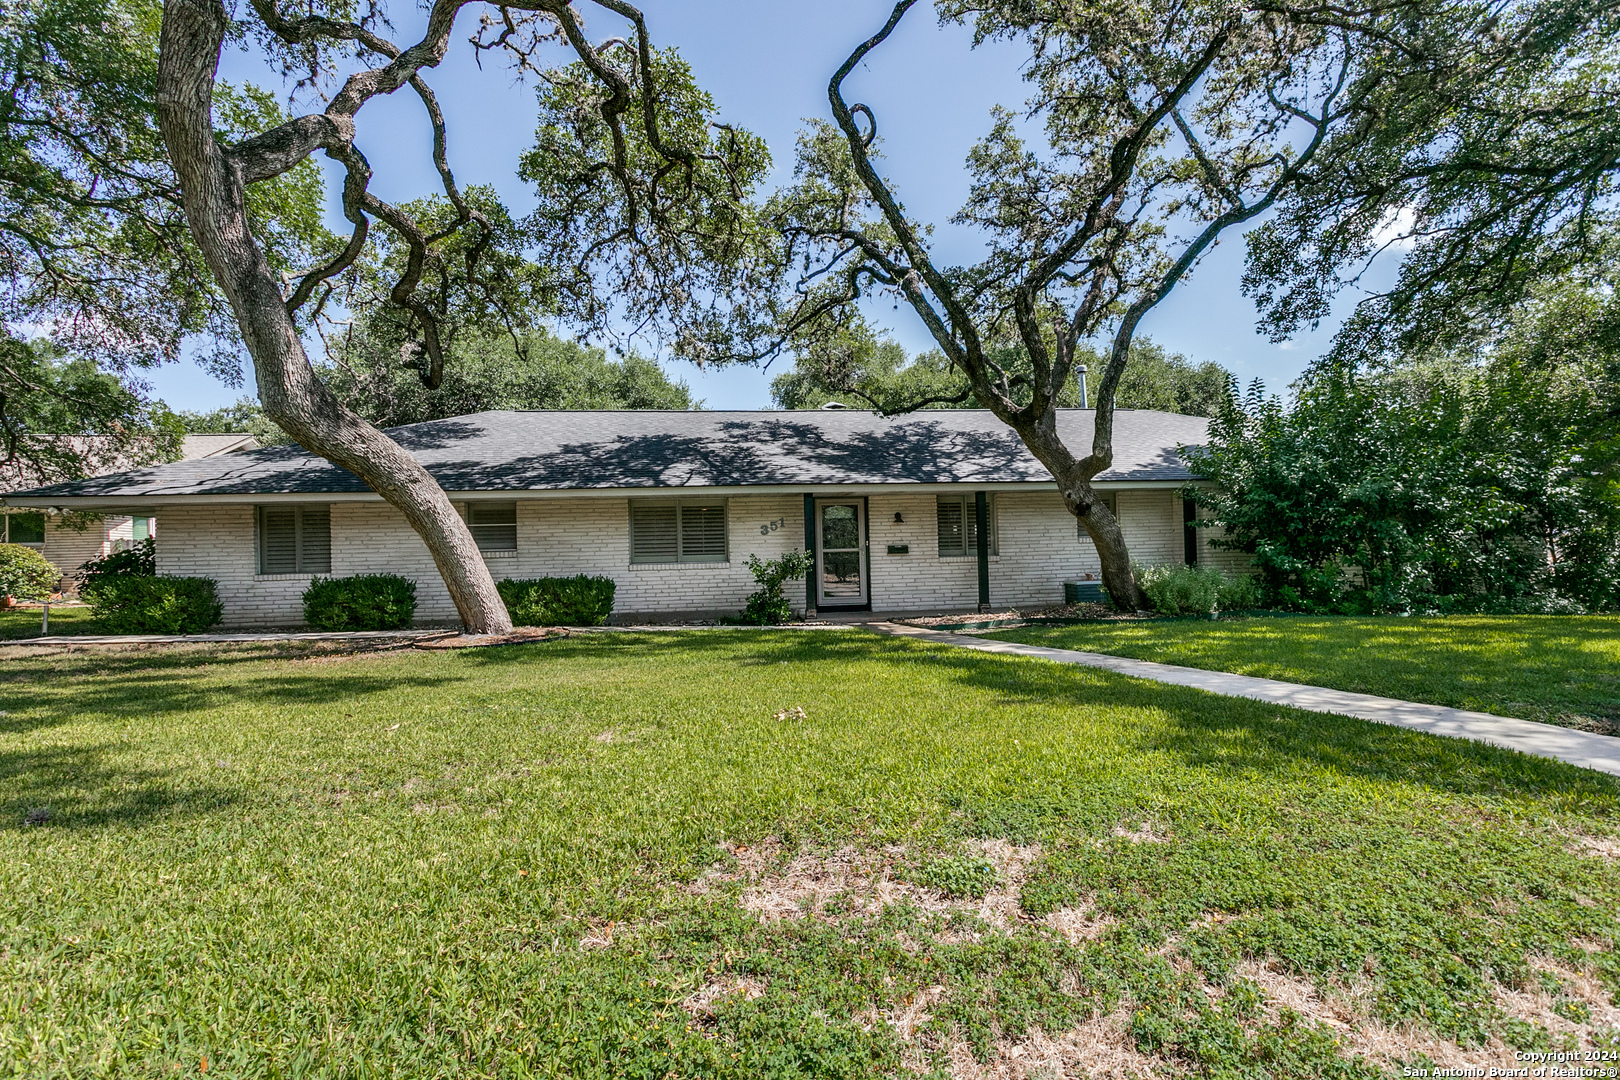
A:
[[0, 545, 61, 602], [303, 574, 417, 631], [79, 536, 155, 589], [85, 575, 223, 634], [1137, 563, 1220, 615], [1138, 563, 1264, 616], [497, 575, 615, 627], [1215, 572, 1262, 612], [740, 550, 814, 625]]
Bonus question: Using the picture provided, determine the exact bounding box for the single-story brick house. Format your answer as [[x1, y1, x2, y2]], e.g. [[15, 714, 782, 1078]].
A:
[[2, 433, 260, 587], [1, 409, 1244, 625]]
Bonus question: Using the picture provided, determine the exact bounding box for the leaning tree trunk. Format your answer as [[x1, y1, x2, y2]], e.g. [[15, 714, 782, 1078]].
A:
[[155, 0, 511, 634], [1063, 485, 1146, 611], [1015, 417, 1151, 611]]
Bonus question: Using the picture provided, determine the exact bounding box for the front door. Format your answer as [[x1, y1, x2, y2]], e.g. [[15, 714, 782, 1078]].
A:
[[816, 500, 867, 608]]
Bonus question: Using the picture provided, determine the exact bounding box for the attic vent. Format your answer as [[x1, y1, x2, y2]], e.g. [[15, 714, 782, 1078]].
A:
[[820, 401, 848, 410]]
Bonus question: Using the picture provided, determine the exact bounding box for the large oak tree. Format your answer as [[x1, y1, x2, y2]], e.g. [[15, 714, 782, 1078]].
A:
[[1, 0, 325, 482], [731, 0, 1620, 609], [154, 0, 764, 632]]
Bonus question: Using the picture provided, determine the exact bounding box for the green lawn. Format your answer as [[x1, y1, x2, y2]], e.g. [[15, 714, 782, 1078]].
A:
[[984, 615, 1620, 732], [0, 605, 98, 640], [2, 630, 1617, 1077]]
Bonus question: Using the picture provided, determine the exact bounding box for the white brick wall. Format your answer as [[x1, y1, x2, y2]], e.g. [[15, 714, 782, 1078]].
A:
[[156, 496, 808, 627], [155, 505, 309, 626], [150, 488, 1248, 627], [499, 495, 805, 617]]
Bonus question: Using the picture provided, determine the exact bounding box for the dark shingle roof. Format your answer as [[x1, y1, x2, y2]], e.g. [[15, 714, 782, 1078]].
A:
[[2, 409, 1209, 502]]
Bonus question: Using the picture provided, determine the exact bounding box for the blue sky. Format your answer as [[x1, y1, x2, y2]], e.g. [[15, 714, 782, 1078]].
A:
[[149, 0, 1383, 413]]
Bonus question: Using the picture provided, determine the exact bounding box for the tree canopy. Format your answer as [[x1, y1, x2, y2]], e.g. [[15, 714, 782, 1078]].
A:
[[1242, 0, 1620, 362], [320, 331, 698, 428], [770, 337, 1232, 417], [0, 0, 327, 375], [0, 340, 182, 490], [1191, 277, 1620, 612]]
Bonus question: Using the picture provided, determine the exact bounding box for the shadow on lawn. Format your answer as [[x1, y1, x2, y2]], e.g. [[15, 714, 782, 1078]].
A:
[[0, 644, 461, 734], [465, 629, 1620, 802], [0, 742, 240, 830]]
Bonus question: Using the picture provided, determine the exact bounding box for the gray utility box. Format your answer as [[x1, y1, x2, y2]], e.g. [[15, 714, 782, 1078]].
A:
[[1064, 580, 1108, 604]]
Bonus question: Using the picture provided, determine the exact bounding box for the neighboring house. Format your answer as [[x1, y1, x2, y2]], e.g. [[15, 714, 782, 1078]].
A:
[[1, 410, 1244, 624], [1, 433, 259, 585]]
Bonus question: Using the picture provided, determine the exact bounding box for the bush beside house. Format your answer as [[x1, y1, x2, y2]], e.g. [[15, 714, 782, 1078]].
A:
[[0, 545, 60, 604], [497, 576, 615, 626], [302, 575, 417, 631], [1137, 564, 1260, 617], [741, 550, 814, 625], [78, 536, 156, 589], [84, 576, 224, 634]]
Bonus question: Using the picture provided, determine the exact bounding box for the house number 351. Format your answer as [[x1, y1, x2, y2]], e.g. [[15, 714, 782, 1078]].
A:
[[758, 516, 787, 536]]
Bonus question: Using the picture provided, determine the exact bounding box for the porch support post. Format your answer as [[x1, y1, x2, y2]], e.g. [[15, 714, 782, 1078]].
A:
[[803, 493, 817, 617], [1182, 495, 1199, 566], [975, 490, 990, 613]]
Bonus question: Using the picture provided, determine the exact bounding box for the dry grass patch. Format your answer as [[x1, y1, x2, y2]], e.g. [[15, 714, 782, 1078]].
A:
[[1111, 821, 1170, 844], [1042, 903, 1115, 944], [699, 837, 1044, 932], [681, 976, 766, 1020], [940, 1008, 1164, 1080], [1571, 831, 1620, 860], [1220, 954, 1620, 1069]]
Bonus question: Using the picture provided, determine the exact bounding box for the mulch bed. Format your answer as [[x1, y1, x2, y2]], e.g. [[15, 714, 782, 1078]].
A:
[[898, 602, 1143, 629], [408, 626, 572, 650]]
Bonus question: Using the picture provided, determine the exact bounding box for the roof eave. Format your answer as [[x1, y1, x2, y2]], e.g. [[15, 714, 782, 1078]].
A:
[[1, 476, 1205, 511]]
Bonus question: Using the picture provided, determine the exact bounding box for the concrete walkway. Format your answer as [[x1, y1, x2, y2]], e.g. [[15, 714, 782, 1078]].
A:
[[869, 622, 1620, 778]]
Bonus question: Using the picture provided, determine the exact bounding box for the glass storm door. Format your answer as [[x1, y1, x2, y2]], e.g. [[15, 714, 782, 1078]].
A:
[[817, 501, 867, 607]]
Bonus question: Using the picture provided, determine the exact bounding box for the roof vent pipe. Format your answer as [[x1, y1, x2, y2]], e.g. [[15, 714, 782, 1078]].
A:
[[1076, 365, 1089, 409]]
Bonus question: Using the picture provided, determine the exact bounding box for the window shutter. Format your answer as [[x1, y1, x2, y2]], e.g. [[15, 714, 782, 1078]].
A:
[[299, 507, 331, 573], [630, 503, 678, 563], [936, 498, 965, 556], [260, 508, 298, 573], [467, 501, 517, 552], [679, 503, 727, 561]]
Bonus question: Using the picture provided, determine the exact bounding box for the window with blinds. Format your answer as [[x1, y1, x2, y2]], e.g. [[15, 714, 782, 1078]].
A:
[[466, 501, 517, 552], [257, 506, 331, 574], [936, 495, 997, 556], [1075, 493, 1119, 540], [629, 499, 728, 564]]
